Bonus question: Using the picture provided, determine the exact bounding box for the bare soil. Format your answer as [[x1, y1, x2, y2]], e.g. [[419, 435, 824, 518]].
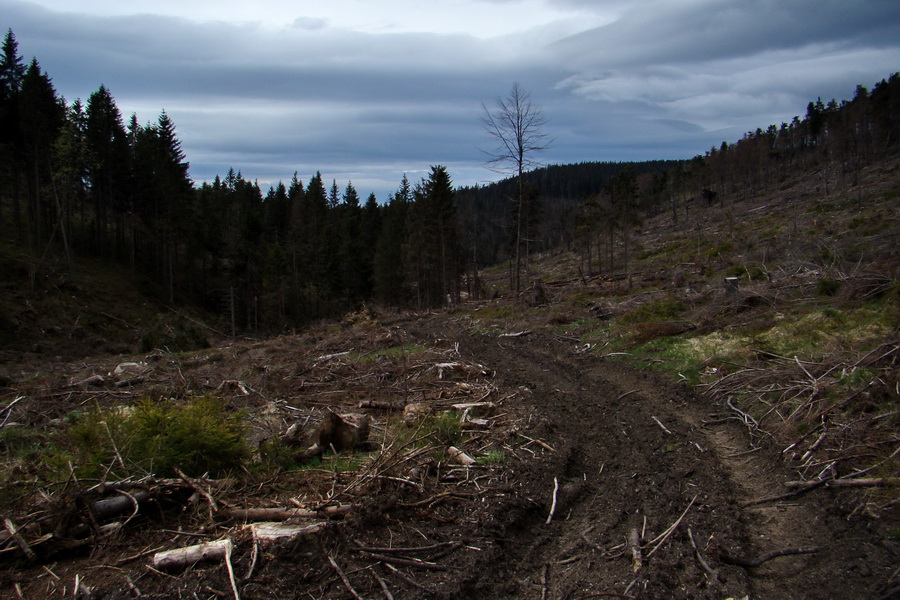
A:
[[1, 311, 896, 599]]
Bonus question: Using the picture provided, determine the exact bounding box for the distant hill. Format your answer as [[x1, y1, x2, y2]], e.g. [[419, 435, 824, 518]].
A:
[[455, 160, 683, 267]]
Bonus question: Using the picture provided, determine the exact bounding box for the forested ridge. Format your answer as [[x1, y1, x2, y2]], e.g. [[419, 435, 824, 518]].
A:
[[2, 27, 898, 334]]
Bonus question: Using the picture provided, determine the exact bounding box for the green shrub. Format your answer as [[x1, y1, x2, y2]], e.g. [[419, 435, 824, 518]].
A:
[[422, 411, 462, 446], [69, 396, 248, 478]]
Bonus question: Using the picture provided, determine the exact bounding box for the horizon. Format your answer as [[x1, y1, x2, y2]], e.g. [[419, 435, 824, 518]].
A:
[[4, 0, 899, 199]]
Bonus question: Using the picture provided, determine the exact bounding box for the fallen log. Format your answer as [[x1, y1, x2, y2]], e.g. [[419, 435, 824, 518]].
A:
[[358, 400, 406, 410], [90, 490, 151, 520], [151, 539, 232, 571]]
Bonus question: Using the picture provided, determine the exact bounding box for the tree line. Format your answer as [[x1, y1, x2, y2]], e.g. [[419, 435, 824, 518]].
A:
[[2, 26, 898, 332], [0, 29, 460, 332]]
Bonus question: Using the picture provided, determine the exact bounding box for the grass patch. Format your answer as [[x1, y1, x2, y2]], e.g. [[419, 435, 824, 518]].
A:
[[630, 335, 705, 385], [476, 449, 507, 466], [620, 298, 686, 324]]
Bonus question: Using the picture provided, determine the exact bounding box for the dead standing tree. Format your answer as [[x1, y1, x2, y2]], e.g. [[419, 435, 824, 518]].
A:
[[481, 82, 552, 293]]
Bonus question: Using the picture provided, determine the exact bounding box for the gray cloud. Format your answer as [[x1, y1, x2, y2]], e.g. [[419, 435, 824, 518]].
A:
[[3, 0, 898, 199]]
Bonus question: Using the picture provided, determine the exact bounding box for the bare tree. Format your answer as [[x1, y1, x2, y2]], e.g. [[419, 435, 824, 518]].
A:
[[481, 82, 551, 292]]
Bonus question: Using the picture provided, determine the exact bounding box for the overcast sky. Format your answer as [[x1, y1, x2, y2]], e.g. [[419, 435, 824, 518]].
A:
[[4, 0, 899, 199]]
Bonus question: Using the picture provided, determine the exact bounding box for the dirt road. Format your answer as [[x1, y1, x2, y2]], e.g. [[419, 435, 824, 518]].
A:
[[405, 314, 896, 599]]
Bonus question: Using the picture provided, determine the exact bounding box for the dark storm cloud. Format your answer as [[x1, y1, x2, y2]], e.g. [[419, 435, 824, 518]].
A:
[[3, 0, 898, 198]]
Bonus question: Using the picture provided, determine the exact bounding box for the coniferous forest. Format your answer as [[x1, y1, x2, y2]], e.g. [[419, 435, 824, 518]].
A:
[[2, 28, 899, 333]]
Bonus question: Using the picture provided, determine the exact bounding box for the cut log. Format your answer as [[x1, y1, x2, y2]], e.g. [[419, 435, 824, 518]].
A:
[[280, 411, 370, 455], [151, 539, 232, 571], [319, 411, 370, 452], [248, 522, 328, 548], [403, 403, 431, 425], [447, 446, 476, 466]]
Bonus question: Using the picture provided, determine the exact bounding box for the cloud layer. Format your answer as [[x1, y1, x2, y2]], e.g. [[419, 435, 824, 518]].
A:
[[4, 0, 898, 198]]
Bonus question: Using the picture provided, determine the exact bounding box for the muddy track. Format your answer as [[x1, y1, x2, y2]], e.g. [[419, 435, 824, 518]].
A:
[[406, 315, 895, 600]]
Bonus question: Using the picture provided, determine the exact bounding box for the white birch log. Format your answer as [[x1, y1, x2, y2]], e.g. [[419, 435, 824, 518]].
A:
[[151, 539, 232, 571]]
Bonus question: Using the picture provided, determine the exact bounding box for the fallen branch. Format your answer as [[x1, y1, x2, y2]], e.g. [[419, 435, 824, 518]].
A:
[[315, 351, 351, 363], [498, 330, 531, 338], [651, 416, 672, 435], [364, 552, 450, 571], [3, 518, 36, 562], [0, 396, 25, 429], [225, 505, 350, 521], [784, 477, 898, 489], [645, 495, 697, 558], [174, 468, 219, 517], [742, 477, 832, 506], [328, 555, 365, 600], [627, 528, 642, 573], [223, 540, 241, 600], [370, 568, 395, 600], [382, 563, 438, 593], [516, 432, 556, 452], [353, 540, 459, 555], [719, 546, 822, 568], [546, 477, 560, 525], [687, 528, 720, 583]]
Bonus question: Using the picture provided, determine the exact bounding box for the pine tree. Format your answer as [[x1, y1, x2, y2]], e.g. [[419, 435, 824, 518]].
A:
[[374, 176, 410, 305], [19, 58, 66, 250], [0, 29, 26, 98], [0, 29, 27, 229], [407, 166, 458, 308], [84, 84, 129, 257]]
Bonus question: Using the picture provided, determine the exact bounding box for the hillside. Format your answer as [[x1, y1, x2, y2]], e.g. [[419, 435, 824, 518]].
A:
[[0, 140, 898, 598]]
